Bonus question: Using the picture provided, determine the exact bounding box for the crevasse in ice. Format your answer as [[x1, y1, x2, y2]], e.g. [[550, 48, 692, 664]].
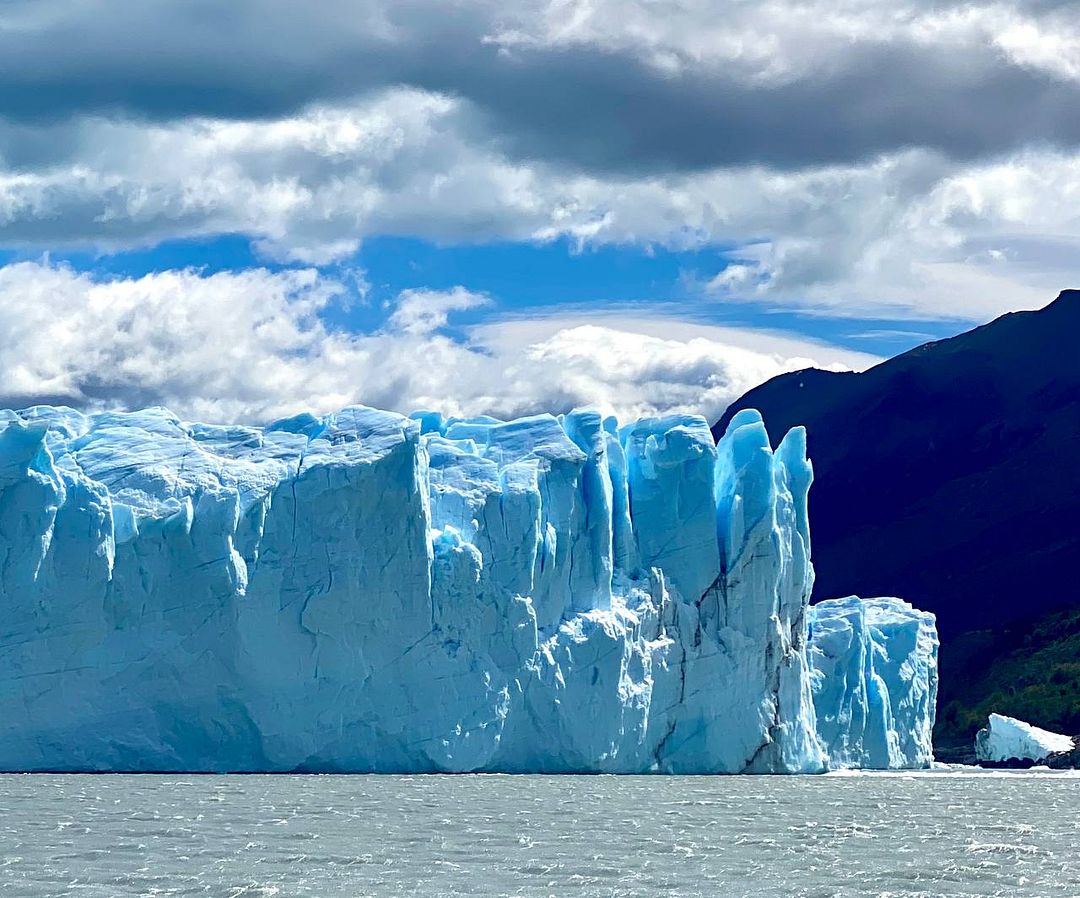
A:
[[0, 403, 932, 772]]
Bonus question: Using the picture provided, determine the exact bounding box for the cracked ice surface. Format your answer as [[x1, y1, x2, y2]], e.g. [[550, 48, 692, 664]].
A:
[[0, 402, 848, 772]]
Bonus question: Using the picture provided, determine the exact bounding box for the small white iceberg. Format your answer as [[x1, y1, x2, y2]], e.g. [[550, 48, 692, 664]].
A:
[[975, 713, 1076, 765]]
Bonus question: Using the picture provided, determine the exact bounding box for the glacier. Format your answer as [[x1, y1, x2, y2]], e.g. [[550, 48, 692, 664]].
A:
[[808, 596, 939, 770], [975, 714, 1076, 765], [0, 403, 934, 773]]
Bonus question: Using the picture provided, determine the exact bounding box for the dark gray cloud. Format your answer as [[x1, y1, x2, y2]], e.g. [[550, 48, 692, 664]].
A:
[[3, 0, 1080, 322], [2, 0, 1080, 174], [455, 43, 1080, 173]]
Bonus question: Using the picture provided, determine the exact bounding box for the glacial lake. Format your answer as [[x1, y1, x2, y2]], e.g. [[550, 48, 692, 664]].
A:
[[2, 772, 1079, 897]]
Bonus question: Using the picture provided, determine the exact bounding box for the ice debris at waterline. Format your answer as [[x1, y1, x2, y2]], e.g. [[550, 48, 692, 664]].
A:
[[808, 597, 939, 770], [0, 404, 935, 773], [975, 714, 1077, 766]]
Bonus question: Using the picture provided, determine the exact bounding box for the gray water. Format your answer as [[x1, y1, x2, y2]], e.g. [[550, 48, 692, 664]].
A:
[[2, 772, 1079, 897]]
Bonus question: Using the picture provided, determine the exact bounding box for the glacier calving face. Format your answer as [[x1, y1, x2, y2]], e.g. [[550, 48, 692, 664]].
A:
[[0, 402, 935, 773], [975, 714, 1076, 764], [808, 596, 939, 770]]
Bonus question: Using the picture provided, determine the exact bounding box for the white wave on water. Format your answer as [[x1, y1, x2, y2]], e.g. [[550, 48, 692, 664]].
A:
[[825, 764, 1080, 778]]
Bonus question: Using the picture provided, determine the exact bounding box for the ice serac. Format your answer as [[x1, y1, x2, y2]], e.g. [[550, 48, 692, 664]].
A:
[[809, 596, 939, 769], [975, 714, 1076, 765], [0, 402, 907, 773]]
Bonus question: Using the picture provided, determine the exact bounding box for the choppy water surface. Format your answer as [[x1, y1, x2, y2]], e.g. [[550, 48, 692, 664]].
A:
[[2, 772, 1080, 897]]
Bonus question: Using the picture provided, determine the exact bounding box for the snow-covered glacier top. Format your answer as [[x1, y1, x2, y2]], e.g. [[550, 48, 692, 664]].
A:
[[0, 403, 936, 773]]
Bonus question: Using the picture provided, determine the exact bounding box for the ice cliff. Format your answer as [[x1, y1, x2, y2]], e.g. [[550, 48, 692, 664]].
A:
[[0, 403, 934, 772], [808, 597, 939, 769]]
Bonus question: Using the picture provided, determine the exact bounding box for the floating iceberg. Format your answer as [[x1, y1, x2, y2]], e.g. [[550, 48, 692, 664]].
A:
[[0, 403, 932, 773], [975, 714, 1076, 765], [808, 596, 939, 769]]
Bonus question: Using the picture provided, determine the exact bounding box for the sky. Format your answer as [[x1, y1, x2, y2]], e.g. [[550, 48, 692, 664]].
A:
[[1, 0, 1077, 424]]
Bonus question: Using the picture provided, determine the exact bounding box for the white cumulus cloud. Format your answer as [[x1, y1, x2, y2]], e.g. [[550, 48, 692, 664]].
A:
[[0, 261, 879, 424], [0, 94, 1078, 322], [386, 287, 492, 335]]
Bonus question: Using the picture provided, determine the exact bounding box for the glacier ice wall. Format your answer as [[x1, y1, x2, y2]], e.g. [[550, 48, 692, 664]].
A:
[[0, 403, 939, 773], [0, 403, 837, 773], [808, 596, 939, 769]]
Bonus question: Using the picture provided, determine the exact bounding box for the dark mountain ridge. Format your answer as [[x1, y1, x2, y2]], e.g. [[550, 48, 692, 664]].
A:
[[713, 291, 1080, 748], [715, 290, 1080, 637]]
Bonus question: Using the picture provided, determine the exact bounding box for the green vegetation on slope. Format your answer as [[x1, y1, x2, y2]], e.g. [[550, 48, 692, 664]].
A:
[[936, 605, 1080, 755]]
